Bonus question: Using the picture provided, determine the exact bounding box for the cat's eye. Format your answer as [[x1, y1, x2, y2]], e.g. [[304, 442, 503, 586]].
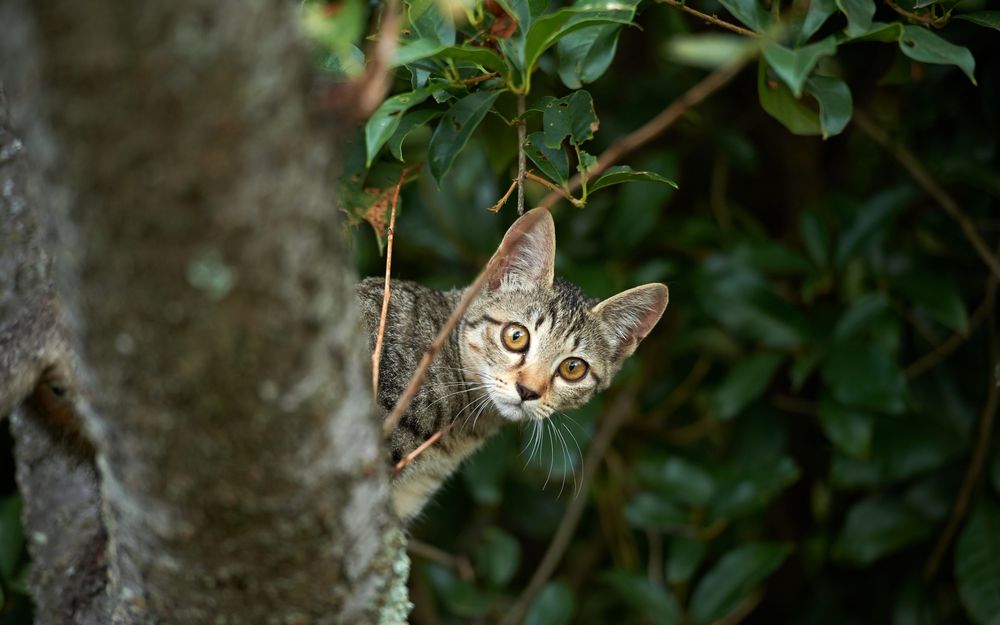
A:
[[558, 357, 589, 381], [501, 323, 530, 352]]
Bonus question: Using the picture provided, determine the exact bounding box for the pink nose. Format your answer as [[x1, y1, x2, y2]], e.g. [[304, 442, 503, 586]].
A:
[[516, 383, 541, 402]]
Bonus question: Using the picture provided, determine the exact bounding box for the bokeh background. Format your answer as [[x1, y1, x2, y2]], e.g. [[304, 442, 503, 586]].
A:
[[3, 0, 1000, 623]]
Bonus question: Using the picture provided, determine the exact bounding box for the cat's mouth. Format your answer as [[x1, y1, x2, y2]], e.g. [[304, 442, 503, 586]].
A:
[[493, 398, 528, 421]]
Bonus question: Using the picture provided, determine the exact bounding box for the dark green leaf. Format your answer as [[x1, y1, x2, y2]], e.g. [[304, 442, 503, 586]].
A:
[[898, 26, 977, 84], [626, 493, 689, 529], [717, 0, 770, 32], [463, 431, 514, 505], [393, 40, 509, 78], [667, 538, 708, 584], [821, 341, 907, 414], [797, 0, 837, 44], [833, 293, 890, 340], [805, 75, 853, 138], [524, 131, 570, 185], [991, 450, 1000, 496], [836, 0, 876, 36], [556, 0, 639, 88], [365, 86, 438, 166], [603, 570, 682, 625], [588, 166, 678, 193], [542, 90, 598, 149], [425, 564, 494, 617], [523, 581, 575, 625], [800, 211, 829, 267], [757, 60, 822, 136], [956, 500, 1000, 625], [762, 37, 838, 97], [834, 497, 932, 565], [709, 456, 800, 520], [955, 11, 1000, 32], [474, 527, 521, 587], [0, 496, 24, 580], [710, 352, 784, 420], [428, 90, 502, 183], [819, 394, 873, 458], [637, 457, 716, 506], [845, 20, 904, 42], [689, 543, 791, 625], [892, 269, 969, 333], [835, 188, 911, 266], [387, 109, 440, 161]]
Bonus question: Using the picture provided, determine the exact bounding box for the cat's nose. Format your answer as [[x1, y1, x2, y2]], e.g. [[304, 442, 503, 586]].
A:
[[515, 383, 541, 402]]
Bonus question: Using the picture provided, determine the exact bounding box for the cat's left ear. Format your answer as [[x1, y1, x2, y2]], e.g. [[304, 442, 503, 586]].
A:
[[592, 283, 669, 358], [487, 207, 556, 290]]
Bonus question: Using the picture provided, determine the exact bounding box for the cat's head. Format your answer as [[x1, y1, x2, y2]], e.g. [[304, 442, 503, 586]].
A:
[[461, 208, 668, 422]]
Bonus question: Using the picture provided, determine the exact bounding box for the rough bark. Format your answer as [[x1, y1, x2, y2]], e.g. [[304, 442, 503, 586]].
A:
[[1, 1, 397, 623]]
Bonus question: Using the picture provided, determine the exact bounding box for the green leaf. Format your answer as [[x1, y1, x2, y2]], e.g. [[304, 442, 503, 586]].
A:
[[835, 188, 911, 265], [710, 352, 784, 420], [819, 394, 873, 458], [689, 543, 791, 625], [393, 40, 510, 77], [717, 0, 771, 32], [761, 37, 838, 97], [425, 564, 494, 617], [821, 341, 908, 414], [797, 0, 837, 44], [542, 90, 599, 149], [667, 538, 708, 584], [523, 581, 575, 625], [709, 456, 800, 520], [899, 26, 977, 84], [462, 431, 514, 505], [0, 496, 24, 580], [520, 4, 635, 91], [834, 497, 932, 565], [406, 0, 455, 44], [757, 60, 821, 136], [388, 109, 440, 161], [365, 86, 439, 166], [603, 570, 683, 625], [892, 269, 969, 333], [428, 90, 502, 183], [991, 450, 1000, 496], [664, 33, 757, 69], [625, 493, 689, 529], [587, 166, 678, 193], [836, 0, 876, 37], [524, 131, 570, 185], [805, 75, 853, 138], [474, 527, 521, 587], [956, 500, 1000, 625], [833, 293, 890, 340], [695, 254, 813, 348], [955, 11, 1000, 32], [556, 0, 639, 88], [800, 211, 829, 267], [636, 457, 716, 506]]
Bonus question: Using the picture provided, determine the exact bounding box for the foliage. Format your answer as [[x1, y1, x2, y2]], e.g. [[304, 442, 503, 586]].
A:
[[314, 0, 1000, 622]]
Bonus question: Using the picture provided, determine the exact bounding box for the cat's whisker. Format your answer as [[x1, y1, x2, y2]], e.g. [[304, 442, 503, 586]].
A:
[[457, 394, 491, 432], [542, 419, 556, 490], [416, 386, 490, 415], [553, 424, 572, 499], [559, 421, 584, 498]]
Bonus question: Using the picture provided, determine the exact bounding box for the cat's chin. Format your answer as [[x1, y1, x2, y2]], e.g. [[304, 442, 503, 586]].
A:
[[494, 401, 529, 422]]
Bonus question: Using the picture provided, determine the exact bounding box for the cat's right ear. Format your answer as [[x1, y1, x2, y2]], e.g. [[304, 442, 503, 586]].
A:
[[487, 207, 556, 290]]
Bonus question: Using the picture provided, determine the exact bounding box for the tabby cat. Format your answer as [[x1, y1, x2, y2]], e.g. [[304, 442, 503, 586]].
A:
[[357, 207, 668, 522]]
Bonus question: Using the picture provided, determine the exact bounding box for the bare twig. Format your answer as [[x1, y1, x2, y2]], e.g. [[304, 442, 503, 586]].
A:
[[354, 0, 403, 119], [408, 538, 475, 581], [394, 425, 449, 474], [884, 0, 949, 27], [539, 59, 748, 209], [924, 299, 999, 580], [381, 208, 548, 438], [488, 178, 518, 213], [854, 111, 1000, 282], [517, 93, 527, 215], [526, 171, 585, 208], [372, 166, 412, 396], [657, 0, 759, 37], [500, 388, 637, 625]]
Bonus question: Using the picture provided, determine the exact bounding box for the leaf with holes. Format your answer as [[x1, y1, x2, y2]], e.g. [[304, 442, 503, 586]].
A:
[[542, 91, 598, 148], [428, 90, 503, 183], [524, 132, 570, 185], [762, 37, 838, 97], [365, 86, 441, 166], [898, 26, 976, 84]]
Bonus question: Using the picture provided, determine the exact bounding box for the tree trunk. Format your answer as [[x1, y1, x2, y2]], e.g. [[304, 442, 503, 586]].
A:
[[0, 1, 400, 623]]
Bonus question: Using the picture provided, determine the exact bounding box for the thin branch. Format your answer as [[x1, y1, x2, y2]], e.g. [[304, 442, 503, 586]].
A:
[[488, 178, 518, 213], [538, 59, 749, 209], [408, 538, 476, 581], [372, 166, 411, 396], [517, 93, 527, 215], [500, 388, 637, 625], [394, 425, 449, 474], [854, 111, 1000, 282], [381, 208, 548, 438], [354, 0, 403, 119], [525, 171, 585, 208], [905, 283, 995, 379], [924, 297, 999, 580], [657, 0, 758, 37], [884, 0, 949, 27]]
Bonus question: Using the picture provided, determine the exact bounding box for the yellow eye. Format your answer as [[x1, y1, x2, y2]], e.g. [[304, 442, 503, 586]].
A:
[[558, 357, 589, 381], [501, 323, 530, 352]]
